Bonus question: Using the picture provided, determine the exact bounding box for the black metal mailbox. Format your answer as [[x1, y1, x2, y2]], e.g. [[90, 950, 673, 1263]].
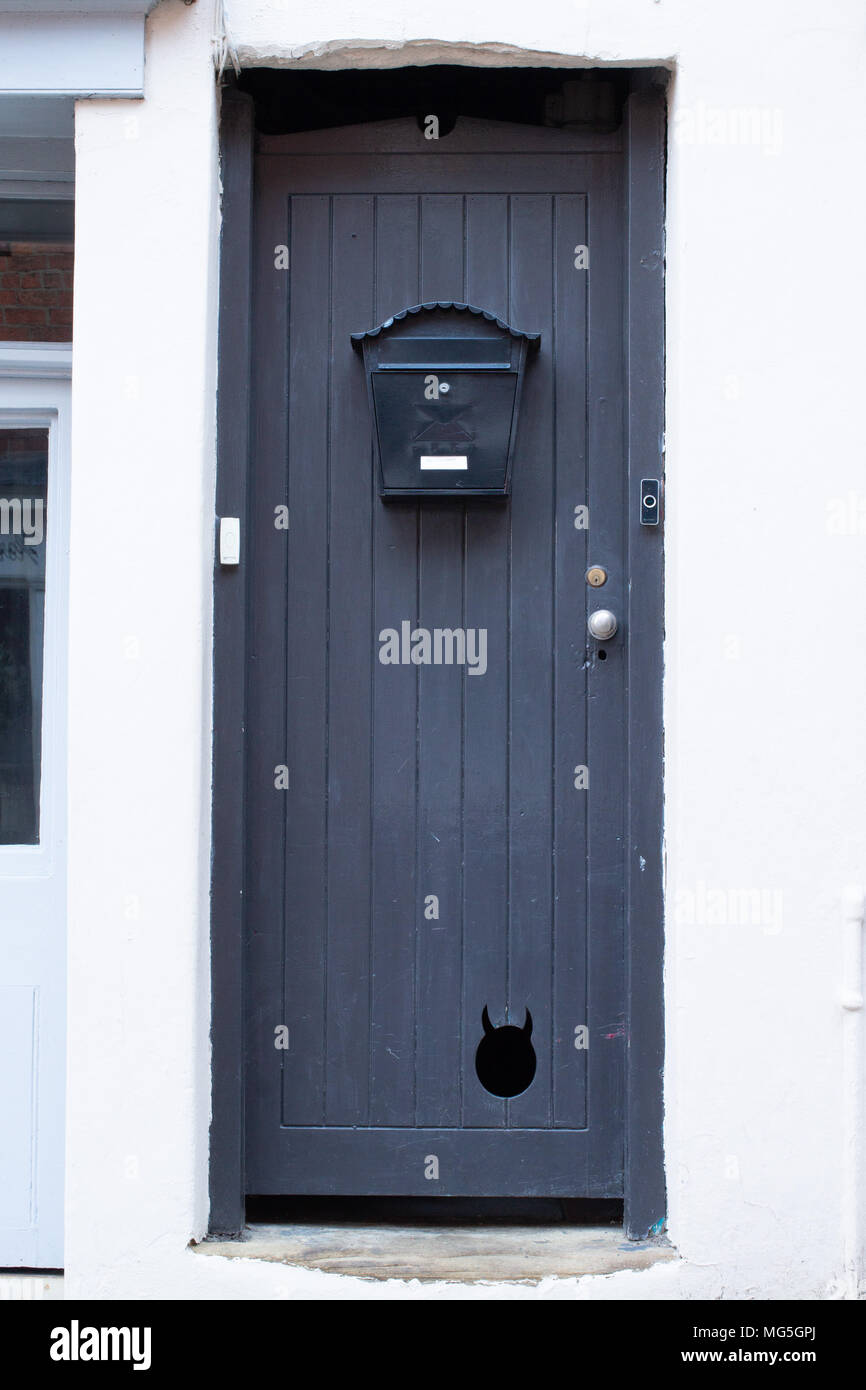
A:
[[351, 302, 540, 499]]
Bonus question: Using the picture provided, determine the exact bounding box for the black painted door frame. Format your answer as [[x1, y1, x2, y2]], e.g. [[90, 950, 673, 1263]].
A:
[[209, 75, 666, 1240]]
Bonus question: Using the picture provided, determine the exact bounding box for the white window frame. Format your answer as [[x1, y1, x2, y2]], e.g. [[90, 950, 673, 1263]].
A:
[[0, 342, 71, 878]]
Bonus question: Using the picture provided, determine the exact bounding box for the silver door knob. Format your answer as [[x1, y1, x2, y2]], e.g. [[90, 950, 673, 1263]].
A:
[[587, 609, 617, 640]]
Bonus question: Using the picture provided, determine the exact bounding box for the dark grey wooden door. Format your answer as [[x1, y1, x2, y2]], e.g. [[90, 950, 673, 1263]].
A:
[[245, 116, 630, 1197]]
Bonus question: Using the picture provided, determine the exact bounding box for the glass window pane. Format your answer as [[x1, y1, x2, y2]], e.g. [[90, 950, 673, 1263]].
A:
[[0, 428, 48, 844]]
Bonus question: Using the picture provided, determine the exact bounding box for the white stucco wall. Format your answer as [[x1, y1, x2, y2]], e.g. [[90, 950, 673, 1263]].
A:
[[65, 0, 866, 1298]]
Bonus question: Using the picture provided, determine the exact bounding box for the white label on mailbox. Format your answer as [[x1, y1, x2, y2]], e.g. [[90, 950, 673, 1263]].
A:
[[419, 456, 468, 471]]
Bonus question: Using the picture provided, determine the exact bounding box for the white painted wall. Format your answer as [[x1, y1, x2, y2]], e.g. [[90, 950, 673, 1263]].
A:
[[65, 0, 866, 1298], [65, 0, 219, 1297]]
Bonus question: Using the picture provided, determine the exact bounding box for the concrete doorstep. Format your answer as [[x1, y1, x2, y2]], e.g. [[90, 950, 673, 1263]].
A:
[[196, 1223, 676, 1283]]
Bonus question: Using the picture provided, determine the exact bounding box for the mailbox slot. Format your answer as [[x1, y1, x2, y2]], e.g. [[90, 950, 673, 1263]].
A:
[[375, 337, 513, 369]]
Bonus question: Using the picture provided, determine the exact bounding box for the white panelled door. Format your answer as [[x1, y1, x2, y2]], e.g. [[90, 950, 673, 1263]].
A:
[[0, 345, 69, 1267]]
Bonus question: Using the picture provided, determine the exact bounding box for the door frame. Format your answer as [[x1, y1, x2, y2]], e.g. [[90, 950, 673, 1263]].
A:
[[208, 77, 666, 1241]]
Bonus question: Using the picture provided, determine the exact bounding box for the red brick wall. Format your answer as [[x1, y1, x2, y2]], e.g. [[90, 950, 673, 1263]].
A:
[[0, 242, 73, 342]]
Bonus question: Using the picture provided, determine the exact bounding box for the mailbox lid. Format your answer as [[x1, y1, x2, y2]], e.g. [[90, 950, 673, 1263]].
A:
[[350, 300, 542, 357]]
